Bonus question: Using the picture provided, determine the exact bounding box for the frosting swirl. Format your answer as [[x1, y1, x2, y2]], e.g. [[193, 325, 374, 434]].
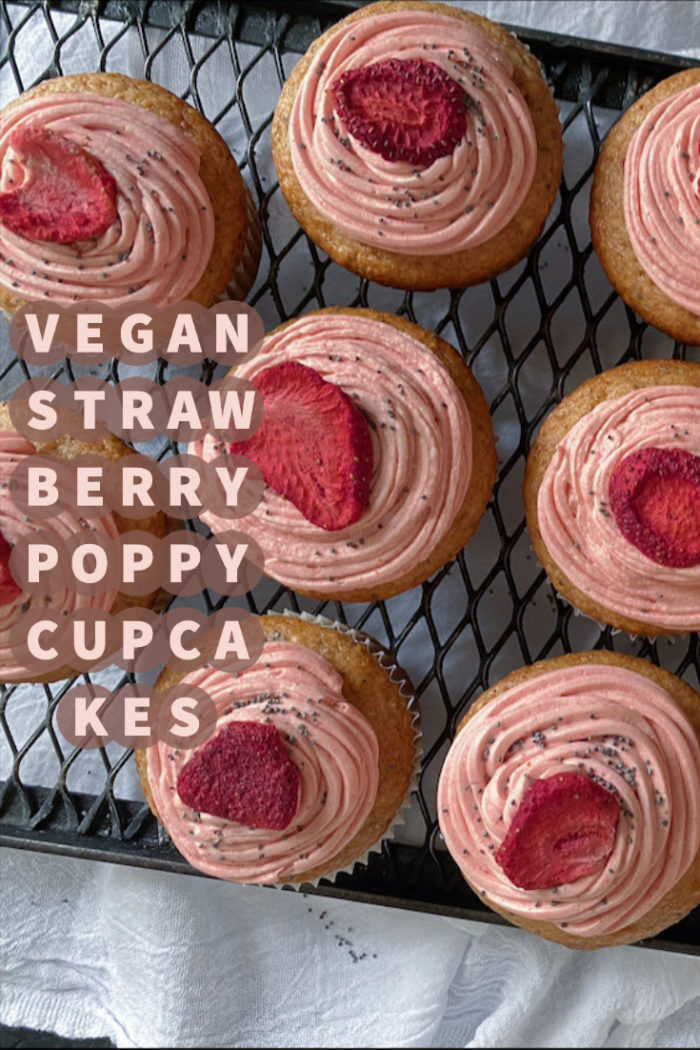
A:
[[537, 385, 700, 630], [0, 430, 119, 679], [624, 83, 700, 315], [0, 92, 215, 306], [438, 662, 700, 937], [289, 10, 537, 255], [146, 640, 380, 883], [190, 313, 472, 595]]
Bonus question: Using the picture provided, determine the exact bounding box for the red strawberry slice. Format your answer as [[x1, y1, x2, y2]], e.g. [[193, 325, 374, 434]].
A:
[[230, 361, 373, 531], [609, 447, 700, 567], [495, 773, 620, 890], [177, 720, 301, 831], [0, 125, 118, 244], [0, 532, 21, 606], [332, 58, 467, 166]]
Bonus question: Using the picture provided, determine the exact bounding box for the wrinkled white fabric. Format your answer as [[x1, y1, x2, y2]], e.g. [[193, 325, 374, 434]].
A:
[[1, 847, 699, 1048]]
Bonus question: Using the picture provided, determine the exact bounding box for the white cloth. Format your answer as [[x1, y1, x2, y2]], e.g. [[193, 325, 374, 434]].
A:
[[1, 2, 700, 1048], [2, 848, 700, 1049]]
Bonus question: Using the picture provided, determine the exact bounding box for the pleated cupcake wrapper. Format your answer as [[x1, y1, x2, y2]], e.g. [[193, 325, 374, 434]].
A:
[[526, 538, 684, 642], [265, 609, 422, 891], [222, 183, 263, 302], [548, 568, 681, 643]]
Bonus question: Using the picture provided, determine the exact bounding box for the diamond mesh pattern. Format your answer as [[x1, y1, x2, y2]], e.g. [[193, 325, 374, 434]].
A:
[[0, 1, 698, 951]]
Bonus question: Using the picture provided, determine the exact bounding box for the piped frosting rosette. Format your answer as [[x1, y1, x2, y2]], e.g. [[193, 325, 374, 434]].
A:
[[0, 430, 119, 680], [191, 312, 472, 595], [537, 385, 700, 631], [289, 9, 537, 254], [624, 83, 700, 315], [0, 92, 215, 305], [438, 662, 700, 938], [146, 636, 386, 884]]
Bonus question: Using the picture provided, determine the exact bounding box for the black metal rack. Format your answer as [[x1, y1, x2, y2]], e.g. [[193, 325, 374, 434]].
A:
[[0, 0, 698, 955]]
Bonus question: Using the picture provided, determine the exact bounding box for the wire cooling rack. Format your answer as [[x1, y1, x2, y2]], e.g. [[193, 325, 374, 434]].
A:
[[0, 0, 699, 954]]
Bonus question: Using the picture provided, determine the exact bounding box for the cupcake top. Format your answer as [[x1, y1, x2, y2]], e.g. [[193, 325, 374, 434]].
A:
[[0, 92, 215, 306], [190, 312, 472, 596], [0, 428, 119, 679], [145, 638, 380, 884], [438, 661, 700, 938], [624, 83, 700, 315], [288, 7, 537, 255], [536, 384, 700, 630]]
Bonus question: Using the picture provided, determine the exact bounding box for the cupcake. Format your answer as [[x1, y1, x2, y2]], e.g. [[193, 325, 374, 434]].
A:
[[525, 359, 700, 636], [0, 404, 167, 682], [438, 650, 700, 949], [272, 0, 562, 291], [136, 613, 418, 885], [591, 69, 700, 345], [0, 73, 260, 313], [189, 307, 496, 602]]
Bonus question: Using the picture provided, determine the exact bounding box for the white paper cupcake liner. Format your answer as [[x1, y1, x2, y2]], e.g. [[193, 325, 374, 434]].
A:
[[526, 538, 685, 643], [267, 608, 423, 890], [561, 590, 682, 643], [537, 558, 681, 643], [223, 183, 262, 302]]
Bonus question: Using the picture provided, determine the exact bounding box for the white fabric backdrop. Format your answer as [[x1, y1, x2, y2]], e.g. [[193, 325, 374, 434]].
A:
[[1, 2, 700, 1047]]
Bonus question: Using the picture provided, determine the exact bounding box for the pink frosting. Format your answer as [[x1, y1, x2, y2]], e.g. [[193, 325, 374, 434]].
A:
[[289, 9, 537, 254], [0, 430, 119, 680], [189, 312, 472, 595], [0, 92, 215, 306], [146, 640, 380, 883], [438, 662, 700, 937], [624, 83, 700, 315], [537, 385, 700, 630]]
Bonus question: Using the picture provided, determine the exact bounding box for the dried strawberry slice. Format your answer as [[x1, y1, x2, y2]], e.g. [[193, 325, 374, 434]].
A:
[[0, 125, 118, 244], [608, 446, 700, 567], [177, 720, 301, 831], [0, 533, 21, 607], [230, 361, 373, 532], [332, 58, 467, 166], [495, 773, 620, 890]]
